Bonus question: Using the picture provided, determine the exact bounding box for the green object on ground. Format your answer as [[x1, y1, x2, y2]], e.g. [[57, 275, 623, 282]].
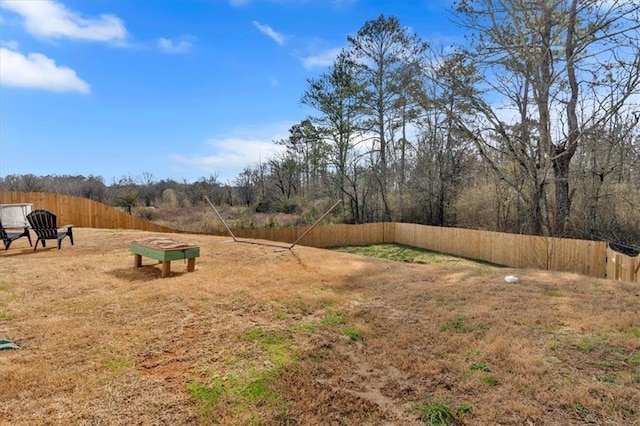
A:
[[0, 339, 20, 350], [130, 238, 200, 262]]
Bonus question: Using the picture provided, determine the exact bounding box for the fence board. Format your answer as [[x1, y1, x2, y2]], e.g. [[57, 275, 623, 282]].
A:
[[606, 246, 640, 284]]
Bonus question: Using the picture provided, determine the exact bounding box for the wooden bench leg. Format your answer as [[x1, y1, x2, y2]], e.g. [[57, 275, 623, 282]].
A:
[[161, 261, 171, 277], [134, 254, 142, 267], [187, 257, 196, 272]]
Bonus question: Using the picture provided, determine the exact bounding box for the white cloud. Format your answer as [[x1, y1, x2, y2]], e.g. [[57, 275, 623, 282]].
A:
[[0, 40, 19, 50], [252, 21, 286, 46], [169, 123, 292, 180], [158, 37, 193, 54], [299, 47, 342, 69], [0, 47, 90, 94], [0, 0, 126, 42]]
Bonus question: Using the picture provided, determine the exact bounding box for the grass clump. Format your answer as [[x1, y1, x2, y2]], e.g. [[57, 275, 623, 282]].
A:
[[101, 357, 132, 374], [245, 328, 288, 346], [458, 402, 473, 419], [244, 327, 295, 366], [481, 375, 499, 387], [415, 400, 473, 425], [467, 356, 495, 386], [415, 400, 455, 425], [469, 361, 491, 372], [319, 310, 366, 342], [624, 326, 640, 338], [238, 370, 280, 404], [321, 310, 348, 326], [441, 315, 474, 333], [291, 321, 319, 335], [188, 370, 286, 422], [595, 375, 616, 385], [188, 327, 296, 422], [343, 326, 363, 342], [575, 334, 607, 352], [187, 379, 225, 417]]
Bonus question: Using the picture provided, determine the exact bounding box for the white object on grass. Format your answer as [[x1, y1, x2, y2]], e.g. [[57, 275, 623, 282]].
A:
[[504, 275, 520, 283]]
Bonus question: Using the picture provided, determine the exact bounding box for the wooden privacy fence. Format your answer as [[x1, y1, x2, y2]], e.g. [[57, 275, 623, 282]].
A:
[[231, 223, 389, 248], [0, 191, 177, 233], [234, 222, 609, 279], [2, 191, 637, 283], [392, 223, 609, 279]]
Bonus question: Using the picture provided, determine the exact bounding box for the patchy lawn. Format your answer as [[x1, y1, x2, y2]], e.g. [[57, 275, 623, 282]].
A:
[[0, 229, 638, 425]]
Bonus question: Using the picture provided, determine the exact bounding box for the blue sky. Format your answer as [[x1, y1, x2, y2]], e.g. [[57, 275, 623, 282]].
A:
[[0, 0, 457, 184]]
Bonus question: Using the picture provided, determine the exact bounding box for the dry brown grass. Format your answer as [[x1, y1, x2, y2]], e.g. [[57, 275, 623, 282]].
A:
[[1, 229, 639, 425], [152, 206, 305, 233]]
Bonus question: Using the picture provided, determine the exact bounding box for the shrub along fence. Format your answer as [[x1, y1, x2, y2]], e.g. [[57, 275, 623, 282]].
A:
[[2, 191, 637, 283]]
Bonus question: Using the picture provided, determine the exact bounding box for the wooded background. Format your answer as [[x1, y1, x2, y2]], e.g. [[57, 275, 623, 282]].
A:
[[2, 3, 639, 252]]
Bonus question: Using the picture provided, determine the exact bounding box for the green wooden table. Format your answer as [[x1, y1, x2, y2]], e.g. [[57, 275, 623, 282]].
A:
[[130, 237, 200, 277]]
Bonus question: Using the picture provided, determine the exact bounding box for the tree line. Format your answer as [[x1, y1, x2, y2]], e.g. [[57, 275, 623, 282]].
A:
[[2, 1, 639, 248]]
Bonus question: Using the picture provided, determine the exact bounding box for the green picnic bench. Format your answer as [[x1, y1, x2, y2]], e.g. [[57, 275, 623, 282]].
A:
[[130, 237, 200, 277]]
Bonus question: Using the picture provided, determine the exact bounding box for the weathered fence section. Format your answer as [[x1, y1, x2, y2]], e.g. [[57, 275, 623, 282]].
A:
[[606, 246, 640, 284], [232, 227, 298, 244], [393, 223, 608, 278], [232, 222, 388, 248], [298, 222, 387, 247], [0, 192, 177, 233], [2, 192, 636, 282]]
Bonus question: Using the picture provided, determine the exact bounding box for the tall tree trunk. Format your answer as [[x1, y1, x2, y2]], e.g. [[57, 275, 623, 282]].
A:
[[553, 0, 579, 236], [535, 4, 554, 237], [378, 105, 392, 222], [553, 153, 572, 236]]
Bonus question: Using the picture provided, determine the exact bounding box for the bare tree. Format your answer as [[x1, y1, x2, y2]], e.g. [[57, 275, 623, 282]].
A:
[[408, 51, 477, 226], [453, 0, 640, 236], [345, 14, 429, 221], [301, 53, 369, 222]]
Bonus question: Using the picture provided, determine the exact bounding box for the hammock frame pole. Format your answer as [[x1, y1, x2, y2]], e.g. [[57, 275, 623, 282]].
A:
[[288, 200, 342, 250], [204, 195, 237, 242]]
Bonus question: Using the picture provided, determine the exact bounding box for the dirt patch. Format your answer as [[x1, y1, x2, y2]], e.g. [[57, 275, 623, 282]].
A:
[[1, 229, 639, 425]]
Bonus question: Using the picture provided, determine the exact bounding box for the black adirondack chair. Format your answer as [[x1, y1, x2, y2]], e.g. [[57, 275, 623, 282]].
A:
[[26, 210, 74, 251], [0, 219, 32, 250]]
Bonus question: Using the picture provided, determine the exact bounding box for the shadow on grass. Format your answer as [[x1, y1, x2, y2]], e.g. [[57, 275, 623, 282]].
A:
[[107, 263, 193, 281], [0, 246, 61, 257]]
